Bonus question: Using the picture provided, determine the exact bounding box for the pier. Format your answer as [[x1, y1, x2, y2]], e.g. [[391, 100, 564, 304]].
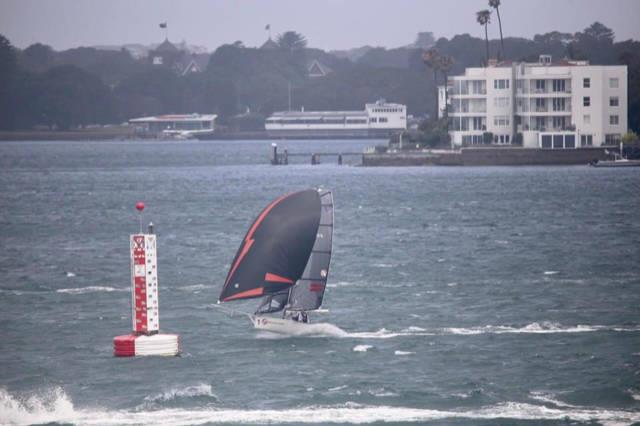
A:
[[270, 143, 361, 165]]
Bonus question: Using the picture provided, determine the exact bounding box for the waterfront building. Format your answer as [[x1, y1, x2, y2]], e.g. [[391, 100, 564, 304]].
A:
[[439, 56, 627, 148], [129, 114, 217, 138], [265, 100, 407, 138]]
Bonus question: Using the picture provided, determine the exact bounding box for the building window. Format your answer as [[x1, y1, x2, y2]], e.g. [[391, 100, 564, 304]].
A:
[[370, 117, 377, 123], [609, 78, 619, 88], [541, 135, 552, 148], [493, 115, 510, 126], [505, 134, 510, 143], [609, 115, 619, 125], [552, 116, 566, 129], [583, 96, 590, 107], [494, 97, 509, 107], [552, 98, 565, 111], [581, 135, 593, 146], [583, 114, 591, 125], [535, 79, 546, 92], [605, 134, 621, 144], [583, 78, 590, 88], [379, 117, 388, 123], [553, 135, 563, 148], [565, 134, 575, 148], [552, 79, 566, 92], [494, 79, 509, 89], [535, 98, 546, 112], [609, 96, 619, 107]]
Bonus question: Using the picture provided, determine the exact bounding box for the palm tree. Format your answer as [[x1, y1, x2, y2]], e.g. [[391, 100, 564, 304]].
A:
[[438, 55, 454, 132], [476, 9, 491, 66], [489, 0, 504, 60], [422, 48, 441, 119]]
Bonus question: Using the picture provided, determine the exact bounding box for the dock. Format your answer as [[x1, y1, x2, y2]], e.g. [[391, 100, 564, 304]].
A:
[[270, 143, 361, 165]]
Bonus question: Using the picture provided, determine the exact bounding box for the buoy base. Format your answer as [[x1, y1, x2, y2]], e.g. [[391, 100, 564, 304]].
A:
[[113, 333, 180, 357]]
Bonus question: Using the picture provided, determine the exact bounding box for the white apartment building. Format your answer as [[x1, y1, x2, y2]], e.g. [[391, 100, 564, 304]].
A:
[[439, 56, 627, 148]]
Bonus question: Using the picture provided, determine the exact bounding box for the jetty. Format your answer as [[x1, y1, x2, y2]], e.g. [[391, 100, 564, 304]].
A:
[[269, 143, 361, 165]]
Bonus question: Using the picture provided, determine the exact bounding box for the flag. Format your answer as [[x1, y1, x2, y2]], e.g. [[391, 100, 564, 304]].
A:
[[159, 22, 167, 29], [265, 24, 270, 30]]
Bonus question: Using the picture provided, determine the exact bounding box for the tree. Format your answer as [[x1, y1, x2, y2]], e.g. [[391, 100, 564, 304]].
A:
[[414, 32, 435, 49], [276, 31, 307, 51], [489, 0, 504, 60], [422, 48, 440, 118], [476, 10, 492, 65], [0, 34, 17, 130], [20, 43, 56, 72], [438, 55, 454, 135], [39, 65, 114, 129]]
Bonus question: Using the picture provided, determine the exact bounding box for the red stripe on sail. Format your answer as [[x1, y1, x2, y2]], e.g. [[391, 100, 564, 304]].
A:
[[264, 273, 294, 284], [222, 287, 264, 301], [223, 193, 293, 289]]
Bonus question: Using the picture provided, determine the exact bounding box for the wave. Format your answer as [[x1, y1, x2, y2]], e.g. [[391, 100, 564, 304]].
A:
[[394, 351, 415, 356], [352, 345, 373, 352], [256, 321, 640, 341], [143, 384, 218, 404], [175, 284, 209, 292], [56, 286, 127, 294], [2, 388, 639, 426], [441, 322, 640, 335]]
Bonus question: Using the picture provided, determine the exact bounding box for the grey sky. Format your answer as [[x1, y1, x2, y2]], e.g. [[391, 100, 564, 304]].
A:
[[1, 0, 639, 52]]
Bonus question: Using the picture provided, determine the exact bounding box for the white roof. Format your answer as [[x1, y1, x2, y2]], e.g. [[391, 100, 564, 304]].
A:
[[129, 114, 217, 123]]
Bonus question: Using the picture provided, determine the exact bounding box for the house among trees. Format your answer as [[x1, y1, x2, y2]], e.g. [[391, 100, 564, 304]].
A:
[[150, 38, 182, 66], [307, 59, 332, 78], [260, 37, 278, 50], [177, 53, 209, 76]]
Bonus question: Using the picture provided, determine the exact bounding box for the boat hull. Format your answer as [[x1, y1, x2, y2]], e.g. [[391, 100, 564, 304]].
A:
[[590, 160, 640, 167], [251, 315, 331, 336]]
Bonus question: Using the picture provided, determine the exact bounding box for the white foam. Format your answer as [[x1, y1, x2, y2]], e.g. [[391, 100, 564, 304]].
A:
[[327, 385, 348, 392], [372, 263, 395, 268], [176, 284, 208, 292], [2, 389, 640, 426], [65, 272, 76, 278], [529, 391, 575, 408], [340, 322, 640, 340], [394, 351, 415, 356], [56, 286, 126, 294], [353, 345, 373, 352], [544, 271, 560, 275], [143, 384, 217, 403], [441, 322, 640, 335], [627, 389, 640, 401]]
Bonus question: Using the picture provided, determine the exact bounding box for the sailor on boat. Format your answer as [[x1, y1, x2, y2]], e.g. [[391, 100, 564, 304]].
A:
[[216, 188, 334, 334]]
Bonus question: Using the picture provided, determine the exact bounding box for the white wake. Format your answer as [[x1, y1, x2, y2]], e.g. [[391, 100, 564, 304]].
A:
[[2, 388, 639, 426]]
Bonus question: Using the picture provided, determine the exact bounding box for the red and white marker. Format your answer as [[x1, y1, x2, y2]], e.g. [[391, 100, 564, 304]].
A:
[[113, 202, 180, 357]]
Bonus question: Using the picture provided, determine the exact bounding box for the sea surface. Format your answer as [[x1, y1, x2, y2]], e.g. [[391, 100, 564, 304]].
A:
[[0, 139, 639, 426]]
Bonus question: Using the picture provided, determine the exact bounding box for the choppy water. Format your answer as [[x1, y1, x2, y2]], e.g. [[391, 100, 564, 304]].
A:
[[1, 139, 639, 425]]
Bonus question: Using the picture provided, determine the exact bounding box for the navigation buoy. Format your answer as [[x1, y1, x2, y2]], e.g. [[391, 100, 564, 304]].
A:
[[113, 204, 180, 357]]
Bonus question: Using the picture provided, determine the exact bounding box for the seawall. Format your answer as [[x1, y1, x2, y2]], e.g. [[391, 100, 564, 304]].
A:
[[362, 147, 611, 166]]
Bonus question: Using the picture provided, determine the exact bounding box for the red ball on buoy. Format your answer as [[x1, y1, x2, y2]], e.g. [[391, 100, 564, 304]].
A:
[[135, 202, 145, 212]]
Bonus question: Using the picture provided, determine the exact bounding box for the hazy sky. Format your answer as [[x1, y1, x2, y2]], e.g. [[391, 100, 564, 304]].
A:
[[1, 0, 639, 52]]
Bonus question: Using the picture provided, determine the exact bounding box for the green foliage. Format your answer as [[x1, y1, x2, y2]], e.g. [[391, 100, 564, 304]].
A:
[[621, 131, 638, 143], [276, 31, 307, 51], [483, 131, 494, 144], [415, 118, 450, 148]]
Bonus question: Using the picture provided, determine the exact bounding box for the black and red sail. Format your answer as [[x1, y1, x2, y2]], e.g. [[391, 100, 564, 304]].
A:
[[218, 189, 322, 303]]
